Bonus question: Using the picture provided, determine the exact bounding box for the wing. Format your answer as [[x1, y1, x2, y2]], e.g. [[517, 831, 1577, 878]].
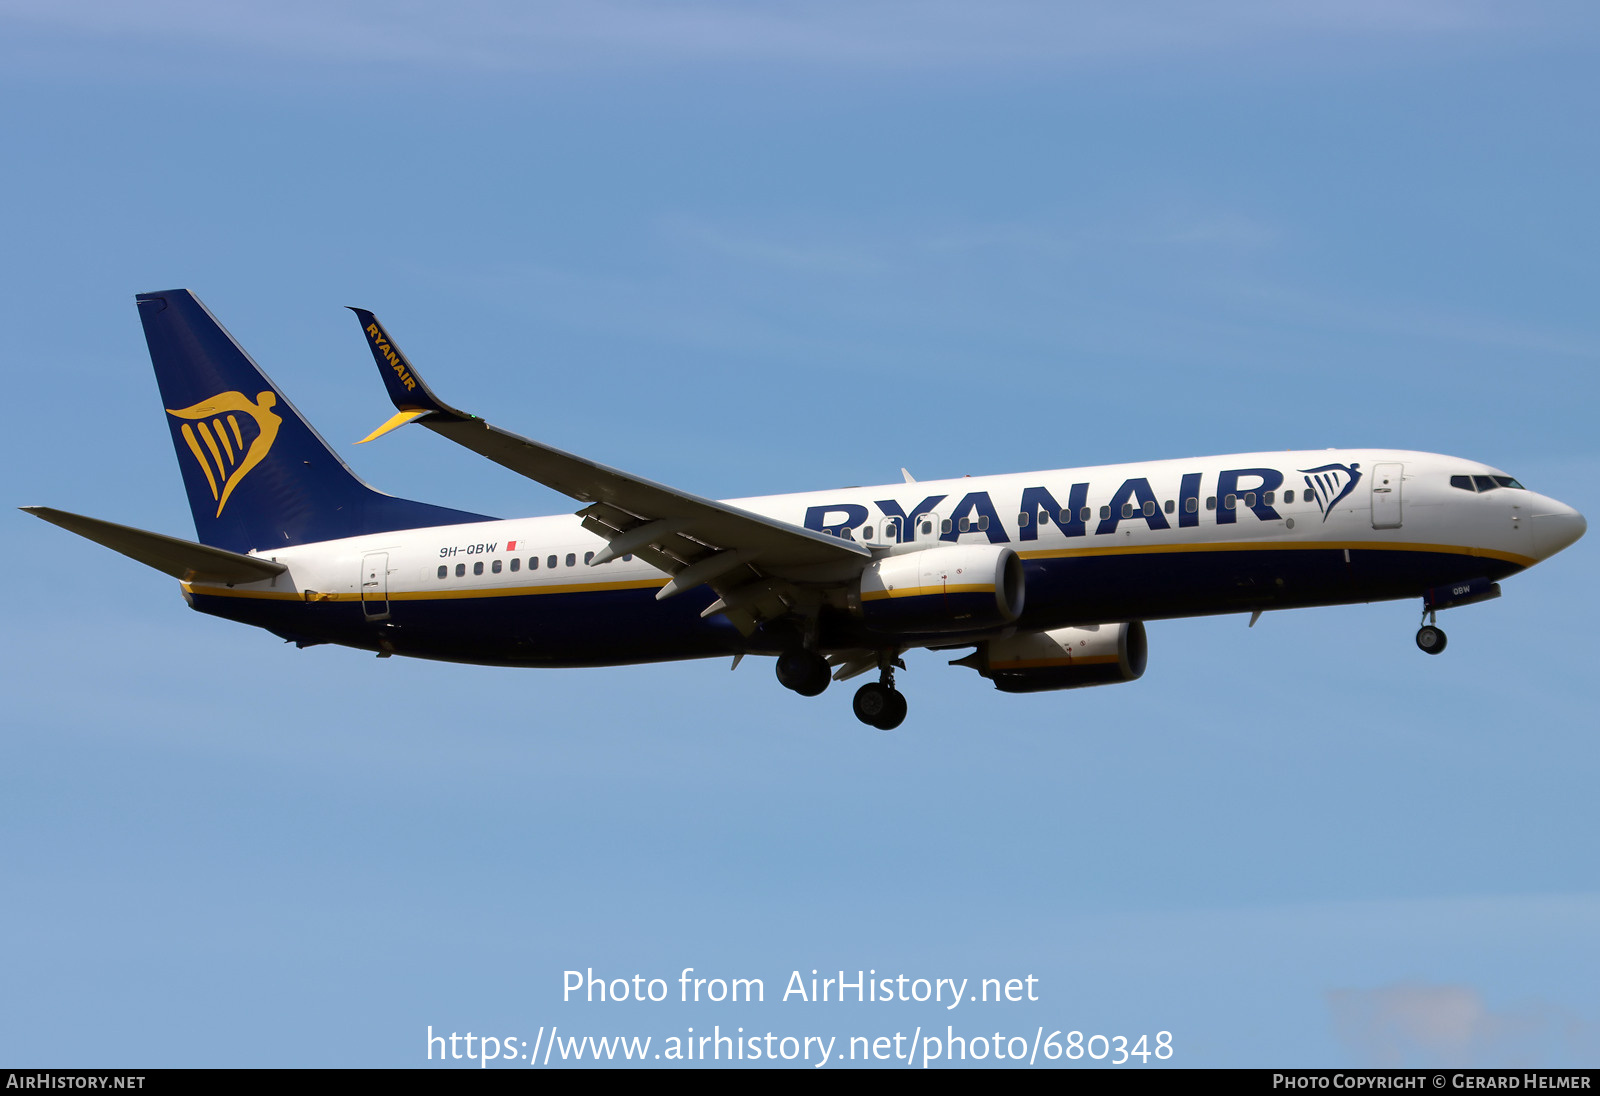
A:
[[349, 309, 869, 633]]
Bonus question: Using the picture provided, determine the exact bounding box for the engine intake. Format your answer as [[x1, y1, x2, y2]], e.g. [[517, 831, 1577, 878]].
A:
[[953, 622, 1147, 693], [854, 544, 1024, 635]]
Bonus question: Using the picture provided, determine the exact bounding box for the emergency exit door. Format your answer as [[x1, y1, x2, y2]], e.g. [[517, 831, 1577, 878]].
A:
[[361, 552, 390, 620]]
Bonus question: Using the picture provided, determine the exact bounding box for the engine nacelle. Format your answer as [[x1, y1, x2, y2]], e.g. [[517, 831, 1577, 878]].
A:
[[853, 544, 1024, 635], [953, 622, 1148, 693]]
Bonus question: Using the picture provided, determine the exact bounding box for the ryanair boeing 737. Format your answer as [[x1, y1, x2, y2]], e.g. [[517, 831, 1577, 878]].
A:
[[24, 290, 1587, 729]]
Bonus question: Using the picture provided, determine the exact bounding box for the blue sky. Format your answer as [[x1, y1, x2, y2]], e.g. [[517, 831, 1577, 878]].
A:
[[3, 0, 1597, 1068]]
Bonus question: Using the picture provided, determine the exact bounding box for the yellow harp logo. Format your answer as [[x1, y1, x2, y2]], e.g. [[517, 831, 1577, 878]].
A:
[[167, 391, 283, 517]]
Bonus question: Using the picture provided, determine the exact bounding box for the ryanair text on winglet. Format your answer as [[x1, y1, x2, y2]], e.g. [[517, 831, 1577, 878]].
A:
[[366, 323, 417, 391]]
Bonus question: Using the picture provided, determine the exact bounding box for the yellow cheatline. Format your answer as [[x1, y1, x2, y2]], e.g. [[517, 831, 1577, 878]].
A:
[[860, 583, 996, 602], [180, 577, 671, 601], [358, 410, 427, 444], [1017, 540, 1534, 567]]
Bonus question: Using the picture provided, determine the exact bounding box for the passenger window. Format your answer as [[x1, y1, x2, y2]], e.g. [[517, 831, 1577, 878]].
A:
[[1186, 498, 1197, 513], [529, 557, 539, 570], [437, 565, 447, 579], [863, 526, 874, 540], [491, 559, 502, 574], [566, 553, 576, 567], [1100, 505, 1111, 520], [1143, 500, 1156, 517], [473, 561, 484, 576], [1079, 506, 1092, 522], [584, 551, 594, 564], [921, 522, 932, 535], [1225, 494, 1237, 510], [958, 518, 970, 532], [623, 554, 633, 562], [941, 519, 952, 533], [1017, 512, 1029, 528], [1206, 496, 1217, 511], [1244, 492, 1256, 508], [1120, 503, 1133, 519], [455, 563, 465, 577], [1038, 511, 1050, 525], [1263, 491, 1274, 505], [1284, 490, 1295, 503], [1164, 499, 1175, 514], [510, 558, 520, 572], [548, 555, 558, 569], [1450, 475, 1476, 492], [979, 515, 989, 530]]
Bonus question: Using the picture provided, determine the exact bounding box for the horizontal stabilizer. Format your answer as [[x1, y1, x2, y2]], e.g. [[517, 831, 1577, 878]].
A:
[[21, 507, 288, 584]]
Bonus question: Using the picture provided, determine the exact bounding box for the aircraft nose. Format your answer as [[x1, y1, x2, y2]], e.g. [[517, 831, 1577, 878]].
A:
[[1532, 500, 1586, 560]]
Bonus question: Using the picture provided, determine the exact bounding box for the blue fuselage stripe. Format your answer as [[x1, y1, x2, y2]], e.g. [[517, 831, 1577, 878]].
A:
[[187, 545, 1521, 667]]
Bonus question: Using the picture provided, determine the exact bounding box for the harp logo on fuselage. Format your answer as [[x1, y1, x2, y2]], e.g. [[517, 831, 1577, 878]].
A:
[[1298, 462, 1361, 522], [166, 390, 283, 517]]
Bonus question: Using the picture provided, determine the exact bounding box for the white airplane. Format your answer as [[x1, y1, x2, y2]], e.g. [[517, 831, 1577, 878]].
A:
[[24, 290, 1586, 729]]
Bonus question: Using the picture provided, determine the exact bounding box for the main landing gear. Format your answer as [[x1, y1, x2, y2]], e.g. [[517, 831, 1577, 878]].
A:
[[776, 648, 909, 729], [852, 681, 907, 730], [852, 658, 907, 731], [1416, 609, 1447, 655], [775, 649, 831, 696]]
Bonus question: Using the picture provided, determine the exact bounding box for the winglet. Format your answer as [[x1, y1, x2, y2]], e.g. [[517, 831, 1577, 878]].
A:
[[348, 307, 469, 440], [358, 409, 429, 444]]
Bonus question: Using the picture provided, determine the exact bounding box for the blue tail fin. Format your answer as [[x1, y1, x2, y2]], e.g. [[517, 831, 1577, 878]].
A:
[[138, 290, 493, 552]]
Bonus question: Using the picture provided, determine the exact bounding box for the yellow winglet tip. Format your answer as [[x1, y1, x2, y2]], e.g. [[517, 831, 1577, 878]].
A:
[[358, 409, 426, 444]]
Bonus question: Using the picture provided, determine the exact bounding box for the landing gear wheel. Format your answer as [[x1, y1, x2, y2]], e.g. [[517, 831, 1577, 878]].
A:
[[776, 650, 831, 696], [853, 682, 907, 730], [879, 690, 907, 730], [1416, 625, 1447, 655]]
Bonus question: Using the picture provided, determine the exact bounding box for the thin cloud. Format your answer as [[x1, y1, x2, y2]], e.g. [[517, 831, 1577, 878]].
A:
[[1220, 280, 1600, 360], [660, 218, 889, 277], [0, 0, 1566, 77], [1328, 982, 1600, 1067]]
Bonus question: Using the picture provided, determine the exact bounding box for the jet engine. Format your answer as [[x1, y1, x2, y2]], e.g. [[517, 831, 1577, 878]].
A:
[[952, 622, 1147, 692], [852, 544, 1024, 634]]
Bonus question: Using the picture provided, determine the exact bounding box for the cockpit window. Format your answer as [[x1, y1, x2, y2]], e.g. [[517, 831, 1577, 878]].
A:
[[1492, 475, 1524, 489], [1473, 475, 1499, 492], [1450, 475, 1475, 491]]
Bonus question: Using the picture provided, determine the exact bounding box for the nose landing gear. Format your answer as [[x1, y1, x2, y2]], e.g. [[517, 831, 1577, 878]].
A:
[[1416, 609, 1447, 655], [852, 656, 908, 730]]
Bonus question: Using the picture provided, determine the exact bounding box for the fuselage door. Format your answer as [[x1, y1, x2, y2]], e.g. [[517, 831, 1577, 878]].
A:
[[361, 552, 390, 621], [1371, 463, 1403, 529]]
